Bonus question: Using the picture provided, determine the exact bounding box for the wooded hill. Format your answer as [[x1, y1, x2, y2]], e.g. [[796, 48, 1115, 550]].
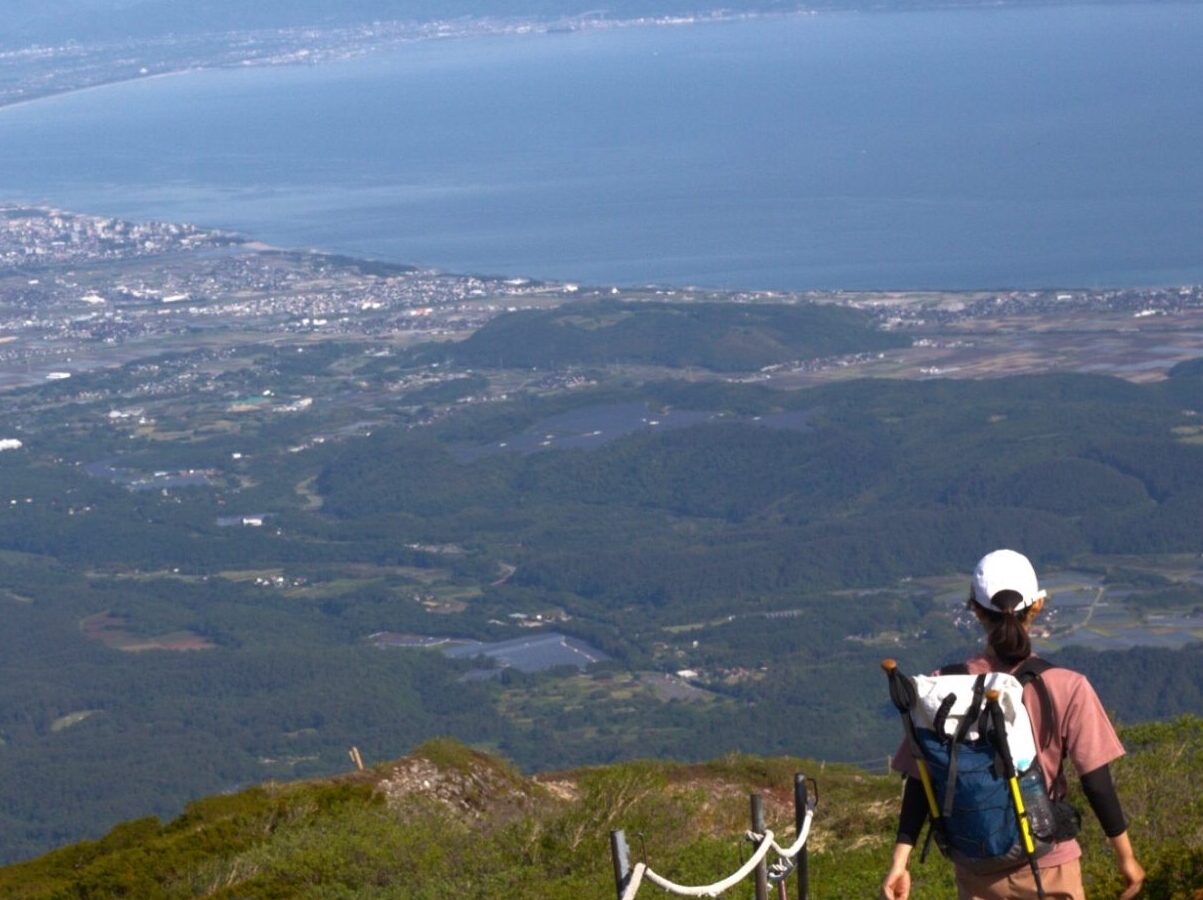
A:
[[2, 719, 1201, 898], [421, 300, 907, 372]]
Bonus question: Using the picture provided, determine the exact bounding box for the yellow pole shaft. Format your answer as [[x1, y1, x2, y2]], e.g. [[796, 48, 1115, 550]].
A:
[[915, 759, 941, 820], [1008, 776, 1037, 855]]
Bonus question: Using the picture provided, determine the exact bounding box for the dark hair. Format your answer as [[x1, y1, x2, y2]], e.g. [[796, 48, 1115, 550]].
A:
[[968, 589, 1034, 665]]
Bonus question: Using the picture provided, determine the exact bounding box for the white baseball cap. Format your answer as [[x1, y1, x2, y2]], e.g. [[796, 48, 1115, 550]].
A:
[[971, 549, 1046, 612]]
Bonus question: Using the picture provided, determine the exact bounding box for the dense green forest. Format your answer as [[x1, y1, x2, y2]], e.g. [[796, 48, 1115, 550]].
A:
[[423, 300, 907, 371], [319, 369, 1203, 608], [3, 336, 1203, 863], [3, 721, 1201, 898]]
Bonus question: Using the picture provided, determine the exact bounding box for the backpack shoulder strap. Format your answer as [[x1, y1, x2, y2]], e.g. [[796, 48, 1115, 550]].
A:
[[1013, 657, 1058, 753], [1014, 657, 1057, 679]]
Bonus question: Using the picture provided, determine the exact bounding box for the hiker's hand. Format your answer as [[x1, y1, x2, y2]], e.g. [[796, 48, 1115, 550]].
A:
[[880, 867, 910, 900], [881, 842, 912, 900], [1116, 856, 1144, 899], [1109, 832, 1144, 898]]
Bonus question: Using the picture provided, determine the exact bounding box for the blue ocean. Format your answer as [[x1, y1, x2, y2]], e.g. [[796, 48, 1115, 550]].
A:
[[1, 4, 1202, 289]]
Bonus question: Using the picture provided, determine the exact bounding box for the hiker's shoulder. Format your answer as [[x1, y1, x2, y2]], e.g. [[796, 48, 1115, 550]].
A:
[[1026, 658, 1098, 701], [959, 654, 1092, 686], [1025, 656, 1086, 682]]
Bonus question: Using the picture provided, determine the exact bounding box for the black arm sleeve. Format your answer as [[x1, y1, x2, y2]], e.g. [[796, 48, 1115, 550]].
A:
[[896, 776, 930, 845], [1080, 763, 1127, 838]]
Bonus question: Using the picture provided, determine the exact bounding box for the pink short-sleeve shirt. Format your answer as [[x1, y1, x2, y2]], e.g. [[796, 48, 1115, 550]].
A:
[[890, 652, 1125, 868]]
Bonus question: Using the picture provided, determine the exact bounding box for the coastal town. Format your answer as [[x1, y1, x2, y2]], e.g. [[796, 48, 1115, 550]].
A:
[[0, 206, 577, 391], [5, 206, 1203, 398]]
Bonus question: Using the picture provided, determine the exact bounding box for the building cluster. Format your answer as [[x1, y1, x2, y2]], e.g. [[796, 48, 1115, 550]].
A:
[[0, 207, 568, 390], [876, 286, 1203, 329], [0, 207, 232, 268]]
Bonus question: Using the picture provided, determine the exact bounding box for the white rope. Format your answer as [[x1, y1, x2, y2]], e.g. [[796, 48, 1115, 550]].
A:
[[642, 829, 775, 897], [619, 808, 815, 898], [765, 807, 815, 860], [620, 862, 647, 900]]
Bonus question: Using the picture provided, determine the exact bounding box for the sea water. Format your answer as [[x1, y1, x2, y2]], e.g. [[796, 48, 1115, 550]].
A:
[[1, 4, 1202, 290]]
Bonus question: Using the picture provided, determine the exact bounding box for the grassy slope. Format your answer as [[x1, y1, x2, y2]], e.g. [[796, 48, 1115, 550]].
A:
[[3, 721, 1201, 899]]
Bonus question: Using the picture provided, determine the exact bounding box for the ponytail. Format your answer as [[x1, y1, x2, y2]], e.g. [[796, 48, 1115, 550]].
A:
[[969, 589, 1035, 665]]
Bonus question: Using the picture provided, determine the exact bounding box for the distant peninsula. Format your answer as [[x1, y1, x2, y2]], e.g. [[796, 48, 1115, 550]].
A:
[[1, 0, 1192, 112]]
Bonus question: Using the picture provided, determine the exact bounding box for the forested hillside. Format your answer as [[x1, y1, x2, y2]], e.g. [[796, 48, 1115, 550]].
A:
[[425, 300, 907, 371], [319, 369, 1203, 607]]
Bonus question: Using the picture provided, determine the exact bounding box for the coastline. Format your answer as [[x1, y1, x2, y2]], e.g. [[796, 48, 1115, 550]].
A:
[[2, 0, 1197, 115], [0, 10, 770, 116], [0, 66, 204, 116]]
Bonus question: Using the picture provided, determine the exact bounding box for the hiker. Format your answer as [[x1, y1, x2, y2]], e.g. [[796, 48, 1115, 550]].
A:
[[880, 549, 1145, 900]]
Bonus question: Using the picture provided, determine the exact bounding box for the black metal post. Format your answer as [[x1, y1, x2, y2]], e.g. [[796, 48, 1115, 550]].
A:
[[751, 793, 769, 900], [794, 774, 810, 900], [610, 829, 632, 900]]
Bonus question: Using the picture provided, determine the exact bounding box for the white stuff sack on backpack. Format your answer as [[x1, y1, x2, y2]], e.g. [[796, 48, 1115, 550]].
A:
[[910, 672, 1038, 772]]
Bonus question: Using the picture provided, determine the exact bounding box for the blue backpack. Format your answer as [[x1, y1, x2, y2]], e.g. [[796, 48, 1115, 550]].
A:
[[883, 658, 1078, 893]]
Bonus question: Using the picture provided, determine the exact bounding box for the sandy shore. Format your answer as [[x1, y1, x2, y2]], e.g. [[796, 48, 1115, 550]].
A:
[[0, 66, 204, 116]]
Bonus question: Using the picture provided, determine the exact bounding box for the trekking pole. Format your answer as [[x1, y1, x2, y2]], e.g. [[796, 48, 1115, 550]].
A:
[[984, 690, 1047, 900], [881, 659, 943, 858]]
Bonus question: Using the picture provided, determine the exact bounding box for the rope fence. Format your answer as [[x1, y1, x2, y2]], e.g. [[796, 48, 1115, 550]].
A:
[[611, 773, 818, 900]]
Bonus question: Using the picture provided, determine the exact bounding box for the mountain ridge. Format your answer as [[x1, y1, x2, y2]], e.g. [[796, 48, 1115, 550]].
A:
[[3, 721, 1201, 897]]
